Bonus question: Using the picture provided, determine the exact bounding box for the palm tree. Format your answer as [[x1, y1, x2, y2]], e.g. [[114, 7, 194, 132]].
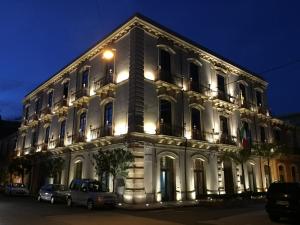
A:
[[223, 148, 252, 192]]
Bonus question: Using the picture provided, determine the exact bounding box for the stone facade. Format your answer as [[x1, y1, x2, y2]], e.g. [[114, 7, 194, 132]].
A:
[[16, 14, 300, 203]]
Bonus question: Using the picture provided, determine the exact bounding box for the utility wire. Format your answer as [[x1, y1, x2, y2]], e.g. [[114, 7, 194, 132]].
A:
[[260, 59, 300, 74]]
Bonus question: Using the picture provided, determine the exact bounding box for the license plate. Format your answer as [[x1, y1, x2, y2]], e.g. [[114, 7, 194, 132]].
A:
[[276, 200, 289, 206]]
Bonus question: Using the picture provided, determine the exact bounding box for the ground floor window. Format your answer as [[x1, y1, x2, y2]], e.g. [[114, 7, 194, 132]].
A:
[[278, 165, 285, 182], [194, 158, 206, 198], [74, 161, 83, 179]]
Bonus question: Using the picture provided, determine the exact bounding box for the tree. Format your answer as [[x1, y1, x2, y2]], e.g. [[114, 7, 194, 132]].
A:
[[93, 148, 134, 192], [8, 156, 32, 184], [109, 148, 134, 192], [44, 157, 65, 183], [223, 148, 251, 192], [93, 150, 111, 189]]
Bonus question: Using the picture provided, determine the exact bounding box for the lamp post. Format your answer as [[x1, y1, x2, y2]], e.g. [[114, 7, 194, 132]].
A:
[[102, 49, 116, 83]]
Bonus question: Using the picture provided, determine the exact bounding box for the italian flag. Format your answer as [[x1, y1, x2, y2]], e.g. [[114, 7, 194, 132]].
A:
[[239, 124, 249, 149]]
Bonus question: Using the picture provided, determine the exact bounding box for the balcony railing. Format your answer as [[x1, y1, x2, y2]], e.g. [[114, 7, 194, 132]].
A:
[[217, 91, 231, 102], [74, 88, 88, 100], [40, 106, 52, 116], [90, 125, 113, 140], [54, 98, 68, 108], [67, 132, 86, 144], [156, 122, 183, 136], [189, 80, 210, 95], [257, 106, 269, 115], [48, 138, 65, 148], [191, 127, 205, 140], [28, 113, 39, 121], [156, 69, 174, 84], [218, 133, 236, 145], [94, 75, 114, 91], [36, 143, 48, 151]]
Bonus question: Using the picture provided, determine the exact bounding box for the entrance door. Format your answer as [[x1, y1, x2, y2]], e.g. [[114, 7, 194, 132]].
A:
[[160, 156, 175, 201], [223, 159, 234, 194], [194, 159, 206, 198], [247, 164, 256, 192]]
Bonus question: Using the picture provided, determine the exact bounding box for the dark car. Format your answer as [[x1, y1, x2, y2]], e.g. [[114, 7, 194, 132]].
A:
[[38, 184, 69, 204], [67, 179, 116, 210], [5, 183, 29, 196], [266, 182, 300, 222], [0, 184, 5, 193]]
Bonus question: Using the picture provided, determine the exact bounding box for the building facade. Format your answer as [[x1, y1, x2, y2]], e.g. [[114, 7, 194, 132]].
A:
[[16, 14, 300, 203]]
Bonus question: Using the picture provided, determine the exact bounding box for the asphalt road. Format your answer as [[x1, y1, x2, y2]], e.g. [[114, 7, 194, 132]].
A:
[[0, 195, 295, 225]]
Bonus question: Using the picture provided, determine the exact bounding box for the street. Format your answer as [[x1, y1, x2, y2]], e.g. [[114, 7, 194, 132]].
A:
[[0, 195, 295, 225]]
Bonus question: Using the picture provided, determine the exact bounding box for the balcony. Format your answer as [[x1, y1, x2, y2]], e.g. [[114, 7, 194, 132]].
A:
[[156, 70, 174, 84], [75, 88, 88, 100], [54, 98, 69, 116], [156, 122, 183, 137], [188, 80, 210, 96], [218, 133, 236, 145], [48, 138, 65, 149], [94, 76, 116, 99], [191, 127, 205, 141], [90, 125, 113, 140], [71, 88, 89, 107], [36, 143, 48, 152], [257, 106, 269, 115], [217, 91, 231, 102], [67, 132, 86, 145], [40, 106, 53, 122]]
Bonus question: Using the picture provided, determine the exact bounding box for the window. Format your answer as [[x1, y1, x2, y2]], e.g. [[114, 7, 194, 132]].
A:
[[274, 129, 281, 143], [79, 112, 87, 134], [159, 49, 171, 81], [159, 99, 172, 135], [44, 126, 50, 144], [217, 75, 226, 93], [260, 126, 266, 143], [291, 166, 297, 182], [243, 121, 251, 140], [24, 106, 29, 120], [220, 116, 229, 135], [104, 102, 113, 126], [81, 70, 89, 88], [74, 161, 83, 179], [31, 131, 37, 147], [105, 62, 114, 77], [60, 120, 66, 141], [256, 91, 262, 106], [48, 91, 53, 107], [191, 108, 201, 139], [22, 136, 26, 149], [35, 98, 40, 114], [278, 165, 285, 182], [239, 83, 246, 103], [190, 63, 200, 91], [160, 100, 172, 125], [63, 82, 69, 98]]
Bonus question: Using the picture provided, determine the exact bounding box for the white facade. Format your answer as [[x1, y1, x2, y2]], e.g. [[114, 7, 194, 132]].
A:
[[16, 14, 298, 203]]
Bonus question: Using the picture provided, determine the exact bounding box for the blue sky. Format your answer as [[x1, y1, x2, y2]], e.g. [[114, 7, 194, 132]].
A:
[[0, 0, 300, 119]]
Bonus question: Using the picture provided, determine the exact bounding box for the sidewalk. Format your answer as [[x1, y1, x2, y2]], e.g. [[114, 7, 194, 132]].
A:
[[116, 198, 266, 210]]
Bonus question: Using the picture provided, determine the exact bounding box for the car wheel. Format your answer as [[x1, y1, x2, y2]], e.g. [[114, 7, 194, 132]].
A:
[[67, 198, 72, 207], [87, 200, 94, 210], [269, 214, 280, 222], [50, 197, 55, 205], [37, 195, 41, 202]]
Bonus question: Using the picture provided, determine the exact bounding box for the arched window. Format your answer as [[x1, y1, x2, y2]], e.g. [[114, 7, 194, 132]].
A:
[[81, 69, 89, 88], [217, 74, 227, 100], [59, 120, 66, 146], [239, 83, 247, 105], [160, 156, 175, 201], [278, 165, 285, 182], [44, 126, 50, 144], [159, 99, 172, 135], [74, 161, 83, 179]]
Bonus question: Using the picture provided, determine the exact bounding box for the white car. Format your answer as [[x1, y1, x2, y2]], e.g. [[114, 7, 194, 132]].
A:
[[5, 183, 29, 196]]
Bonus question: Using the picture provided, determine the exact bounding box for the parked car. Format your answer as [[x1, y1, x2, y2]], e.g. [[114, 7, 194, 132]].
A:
[[5, 183, 29, 196], [38, 184, 69, 204], [0, 184, 5, 193], [266, 182, 300, 222], [67, 179, 116, 210]]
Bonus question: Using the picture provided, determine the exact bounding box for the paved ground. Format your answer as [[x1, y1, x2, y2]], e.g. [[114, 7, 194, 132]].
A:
[[0, 195, 295, 225]]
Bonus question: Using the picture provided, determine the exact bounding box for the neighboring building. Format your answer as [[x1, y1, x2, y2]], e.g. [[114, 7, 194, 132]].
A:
[[0, 119, 20, 184], [16, 14, 300, 203]]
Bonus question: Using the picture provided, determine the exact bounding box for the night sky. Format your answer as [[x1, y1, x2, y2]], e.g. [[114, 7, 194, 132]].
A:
[[1, 0, 300, 120]]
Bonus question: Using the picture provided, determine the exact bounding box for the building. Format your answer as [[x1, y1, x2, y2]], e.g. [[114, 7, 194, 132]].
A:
[[0, 119, 20, 184], [16, 13, 300, 203]]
